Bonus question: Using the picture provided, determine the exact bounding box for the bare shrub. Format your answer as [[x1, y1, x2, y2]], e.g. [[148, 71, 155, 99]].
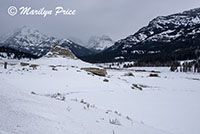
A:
[[29, 64, 39, 70], [124, 72, 134, 77], [109, 118, 121, 126]]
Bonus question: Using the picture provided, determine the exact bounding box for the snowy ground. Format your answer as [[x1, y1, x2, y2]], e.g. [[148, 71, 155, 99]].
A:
[[0, 57, 200, 134]]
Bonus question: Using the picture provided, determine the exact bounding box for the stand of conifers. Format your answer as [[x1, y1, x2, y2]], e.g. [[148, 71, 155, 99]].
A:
[[170, 60, 200, 73]]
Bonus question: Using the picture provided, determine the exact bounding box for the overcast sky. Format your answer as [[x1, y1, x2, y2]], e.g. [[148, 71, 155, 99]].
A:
[[0, 0, 200, 44]]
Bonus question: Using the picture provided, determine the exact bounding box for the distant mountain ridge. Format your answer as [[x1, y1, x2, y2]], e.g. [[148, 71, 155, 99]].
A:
[[82, 7, 200, 63], [69, 35, 115, 53], [86, 35, 115, 52], [0, 26, 94, 59]]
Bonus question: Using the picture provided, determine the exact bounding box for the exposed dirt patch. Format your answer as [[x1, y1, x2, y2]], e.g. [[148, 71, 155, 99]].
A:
[[81, 68, 107, 77]]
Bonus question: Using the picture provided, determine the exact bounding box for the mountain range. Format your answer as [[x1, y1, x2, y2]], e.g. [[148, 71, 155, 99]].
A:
[[82, 8, 200, 64], [1, 8, 200, 64], [0, 26, 94, 59]]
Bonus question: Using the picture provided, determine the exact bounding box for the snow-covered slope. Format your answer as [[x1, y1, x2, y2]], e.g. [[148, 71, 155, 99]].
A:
[[0, 56, 200, 134], [87, 35, 115, 52]]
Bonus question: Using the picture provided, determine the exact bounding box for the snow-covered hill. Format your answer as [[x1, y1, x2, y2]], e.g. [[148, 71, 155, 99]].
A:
[[0, 56, 200, 134], [87, 35, 115, 52]]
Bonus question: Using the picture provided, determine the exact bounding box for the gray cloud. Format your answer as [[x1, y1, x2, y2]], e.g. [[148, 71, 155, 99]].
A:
[[0, 0, 199, 44]]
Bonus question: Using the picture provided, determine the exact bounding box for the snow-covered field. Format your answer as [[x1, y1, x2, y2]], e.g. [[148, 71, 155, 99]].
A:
[[0, 57, 200, 134]]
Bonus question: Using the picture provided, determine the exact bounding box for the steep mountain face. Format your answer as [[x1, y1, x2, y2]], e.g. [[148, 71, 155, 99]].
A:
[[0, 26, 94, 59], [83, 8, 200, 63], [86, 35, 115, 52]]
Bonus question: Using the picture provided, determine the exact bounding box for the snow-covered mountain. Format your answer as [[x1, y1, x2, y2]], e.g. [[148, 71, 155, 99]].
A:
[[86, 35, 115, 52], [0, 26, 94, 59], [84, 8, 200, 63], [0, 26, 59, 57], [116, 8, 200, 47]]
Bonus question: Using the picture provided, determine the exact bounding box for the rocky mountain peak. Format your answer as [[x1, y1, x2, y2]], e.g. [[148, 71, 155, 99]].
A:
[[4, 26, 49, 44]]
